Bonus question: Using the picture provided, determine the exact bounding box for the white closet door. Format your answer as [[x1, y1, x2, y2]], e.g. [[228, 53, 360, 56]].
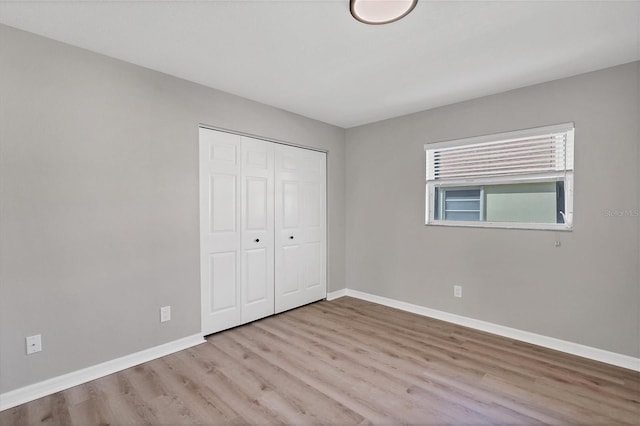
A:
[[240, 137, 275, 323], [275, 144, 327, 313], [199, 128, 242, 335]]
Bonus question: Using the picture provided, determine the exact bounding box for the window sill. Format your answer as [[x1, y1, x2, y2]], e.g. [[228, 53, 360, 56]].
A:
[[425, 220, 573, 231]]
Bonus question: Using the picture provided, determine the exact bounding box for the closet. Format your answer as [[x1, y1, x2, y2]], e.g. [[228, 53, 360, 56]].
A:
[[199, 127, 327, 335]]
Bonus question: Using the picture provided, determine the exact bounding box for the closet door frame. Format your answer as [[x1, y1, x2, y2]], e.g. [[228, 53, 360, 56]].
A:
[[199, 125, 328, 336]]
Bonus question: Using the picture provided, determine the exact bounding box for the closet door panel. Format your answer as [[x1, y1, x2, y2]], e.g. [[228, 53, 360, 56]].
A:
[[241, 137, 275, 324], [200, 129, 242, 335], [299, 149, 327, 302], [275, 145, 326, 313]]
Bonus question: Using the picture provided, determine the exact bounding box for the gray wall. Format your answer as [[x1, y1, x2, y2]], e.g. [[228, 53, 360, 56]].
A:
[[0, 25, 346, 393], [346, 62, 640, 357]]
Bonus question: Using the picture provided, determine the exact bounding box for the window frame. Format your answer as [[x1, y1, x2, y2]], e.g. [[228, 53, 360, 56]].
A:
[[424, 123, 574, 231]]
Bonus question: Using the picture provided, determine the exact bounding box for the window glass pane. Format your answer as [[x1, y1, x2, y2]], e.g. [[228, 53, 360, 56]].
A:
[[484, 182, 557, 223], [445, 189, 480, 199], [443, 188, 481, 221], [446, 211, 481, 221], [446, 200, 479, 211], [432, 181, 566, 225]]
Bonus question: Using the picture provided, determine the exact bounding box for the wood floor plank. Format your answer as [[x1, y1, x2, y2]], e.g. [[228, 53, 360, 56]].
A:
[[271, 304, 560, 424], [173, 346, 290, 424], [310, 298, 639, 424], [251, 316, 501, 424], [211, 331, 365, 425], [229, 321, 454, 424], [1, 297, 638, 425], [155, 353, 240, 424]]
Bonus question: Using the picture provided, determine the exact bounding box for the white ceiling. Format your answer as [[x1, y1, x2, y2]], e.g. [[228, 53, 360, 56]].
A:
[[1, 1, 639, 128]]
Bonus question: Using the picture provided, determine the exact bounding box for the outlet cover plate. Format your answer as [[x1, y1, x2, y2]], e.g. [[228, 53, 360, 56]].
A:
[[26, 334, 42, 355], [454, 285, 462, 298], [160, 306, 171, 322]]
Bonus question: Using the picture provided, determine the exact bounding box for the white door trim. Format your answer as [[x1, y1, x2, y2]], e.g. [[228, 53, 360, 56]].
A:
[[199, 124, 329, 154]]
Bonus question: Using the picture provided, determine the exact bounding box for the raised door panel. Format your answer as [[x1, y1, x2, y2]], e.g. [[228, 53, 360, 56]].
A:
[[210, 252, 237, 311], [244, 248, 268, 303], [282, 181, 300, 229], [210, 174, 237, 233], [200, 128, 242, 335], [302, 181, 321, 228], [281, 245, 301, 295], [245, 177, 268, 230], [301, 242, 322, 290], [241, 137, 275, 324]]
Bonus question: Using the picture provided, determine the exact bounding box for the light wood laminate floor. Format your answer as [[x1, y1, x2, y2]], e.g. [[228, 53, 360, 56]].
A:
[[1, 297, 639, 425]]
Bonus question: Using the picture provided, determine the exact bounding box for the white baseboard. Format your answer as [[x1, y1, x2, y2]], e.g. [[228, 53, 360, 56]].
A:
[[0, 334, 205, 412], [334, 289, 640, 372], [3, 293, 637, 412], [326, 288, 347, 301]]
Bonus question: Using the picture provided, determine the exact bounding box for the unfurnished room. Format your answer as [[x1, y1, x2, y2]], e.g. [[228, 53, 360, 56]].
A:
[[0, 1, 639, 424]]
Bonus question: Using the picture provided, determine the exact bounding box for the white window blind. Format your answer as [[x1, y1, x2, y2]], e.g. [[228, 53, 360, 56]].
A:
[[426, 128, 574, 182]]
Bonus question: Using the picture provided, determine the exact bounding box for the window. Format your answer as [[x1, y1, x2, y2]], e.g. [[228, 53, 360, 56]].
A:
[[425, 123, 574, 230]]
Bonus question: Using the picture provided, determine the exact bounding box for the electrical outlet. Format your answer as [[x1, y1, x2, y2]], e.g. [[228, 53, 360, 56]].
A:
[[160, 306, 171, 323], [454, 285, 462, 298], [26, 334, 42, 355]]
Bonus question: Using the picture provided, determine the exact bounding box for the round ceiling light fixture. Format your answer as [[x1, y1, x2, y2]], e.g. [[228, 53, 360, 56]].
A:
[[350, 0, 418, 25]]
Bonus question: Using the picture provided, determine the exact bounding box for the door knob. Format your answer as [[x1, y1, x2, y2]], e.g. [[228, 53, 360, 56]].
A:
[[255, 238, 260, 243], [289, 236, 294, 239]]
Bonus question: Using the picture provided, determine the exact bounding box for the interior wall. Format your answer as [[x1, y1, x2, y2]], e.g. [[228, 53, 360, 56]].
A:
[[345, 62, 640, 358], [0, 24, 346, 393]]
